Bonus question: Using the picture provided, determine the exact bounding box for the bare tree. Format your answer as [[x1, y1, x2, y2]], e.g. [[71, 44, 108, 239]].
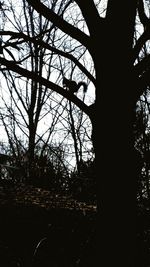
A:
[[0, 0, 93, 176], [0, 1, 72, 177]]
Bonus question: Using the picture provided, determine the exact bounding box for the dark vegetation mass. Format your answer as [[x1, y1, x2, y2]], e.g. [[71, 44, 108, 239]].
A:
[[0, 146, 97, 267]]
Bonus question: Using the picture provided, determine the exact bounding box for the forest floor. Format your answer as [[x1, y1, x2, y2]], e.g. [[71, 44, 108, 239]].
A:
[[0, 182, 97, 212], [0, 182, 150, 266], [0, 182, 97, 267]]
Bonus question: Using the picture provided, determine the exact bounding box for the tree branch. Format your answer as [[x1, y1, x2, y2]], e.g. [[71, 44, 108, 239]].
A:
[[25, 0, 90, 49], [132, 28, 150, 63], [0, 57, 91, 117], [137, 0, 150, 27], [75, 0, 104, 36], [0, 30, 95, 84], [132, 0, 150, 63]]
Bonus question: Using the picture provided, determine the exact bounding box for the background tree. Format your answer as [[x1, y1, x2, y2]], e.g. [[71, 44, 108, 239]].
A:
[[135, 91, 150, 201], [0, 0, 94, 179]]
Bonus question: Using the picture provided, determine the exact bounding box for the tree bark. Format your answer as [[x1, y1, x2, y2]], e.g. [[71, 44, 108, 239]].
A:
[[94, 70, 136, 266], [91, 1, 137, 265]]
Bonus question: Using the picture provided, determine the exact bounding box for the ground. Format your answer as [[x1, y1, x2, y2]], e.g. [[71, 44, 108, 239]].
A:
[[0, 182, 150, 266], [0, 183, 97, 267]]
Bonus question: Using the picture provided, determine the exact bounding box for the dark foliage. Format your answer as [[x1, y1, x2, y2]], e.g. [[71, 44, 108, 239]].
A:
[[69, 160, 96, 202]]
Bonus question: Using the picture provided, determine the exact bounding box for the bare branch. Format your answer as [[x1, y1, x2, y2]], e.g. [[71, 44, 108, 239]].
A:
[[0, 57, 90, 116], [25, 0, 90, 49], [137, 0, 150, 27], [132, 28, 150, 63], [0, 31, 95, 84], [75, 0, 104, 36]]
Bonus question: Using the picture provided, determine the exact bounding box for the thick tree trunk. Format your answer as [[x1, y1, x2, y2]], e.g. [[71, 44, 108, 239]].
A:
[[95, 74, 135, 266], [92, 2, 137, 266]]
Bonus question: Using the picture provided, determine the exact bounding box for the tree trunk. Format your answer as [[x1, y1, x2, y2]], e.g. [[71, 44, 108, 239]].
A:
[[95, 74, 135, 266], [28, 123, 36, 181], [92, 2, 137, 265]]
